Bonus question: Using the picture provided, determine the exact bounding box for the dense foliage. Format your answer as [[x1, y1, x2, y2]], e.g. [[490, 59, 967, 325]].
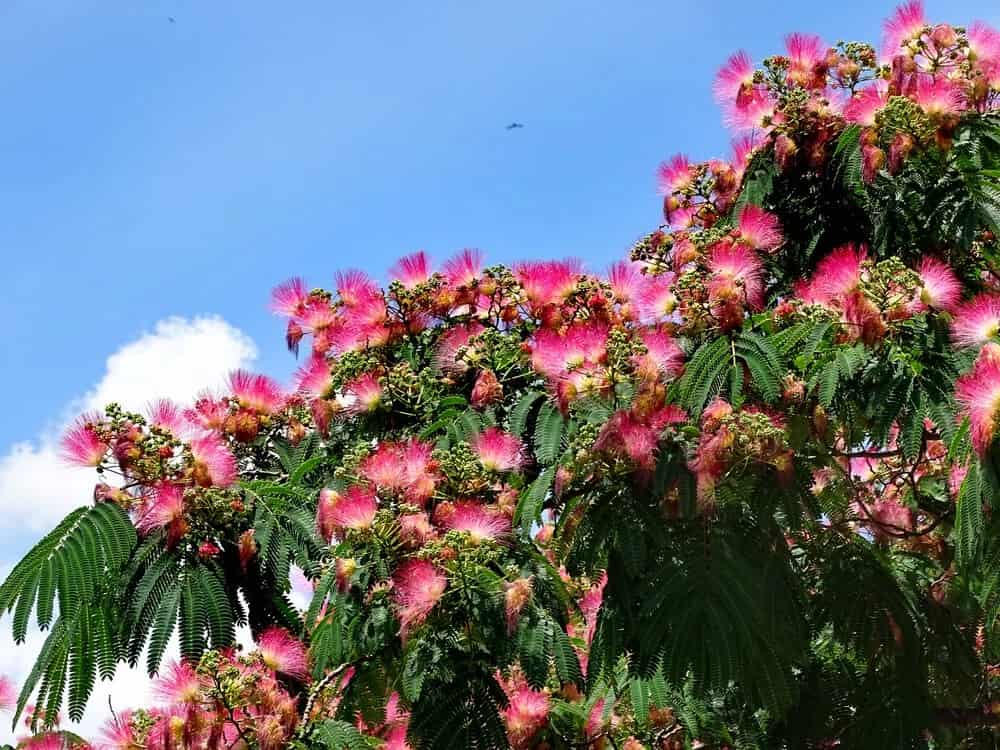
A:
[[5, 2, 1000, 747]]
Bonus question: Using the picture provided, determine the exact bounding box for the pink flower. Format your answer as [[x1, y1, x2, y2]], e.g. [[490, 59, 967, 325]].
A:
[[708, 242, 764, 310], [359, 439, 440, 505], [843, 86, 888, 126], [258, 627, 310, 681], [656, 154, 695, 195], [473, 428, 525, 472], [730, 133, 764, 177], [336, 269, 381, 308], [635, 330, 685, 380], [913, 77, 965, 117], [392, 559, 447, 639], [153, 661, 201, 705], [399, 512, 437, 548], [969, 21, 1000, 66], [99, 710, 139, 750], [341, 372, 383, 415], [737, 204, 783, 253], [881, 1, 926, 59], [785, 33, 826, 86], [294, 355, 333, 400], [515, 259, 583, 308], [135, 483, 186, 539], [607, 261, 646, 305], [60, 413, 109, 467], [810, 244, 868, 304], [496, 670, 550, 750], [952, 294, 1000, 347], [915, 257, 961, 312], [269, 277, 309, 317], [390, 251, 432, 288], [228, 370, 285, 415], [190, 435, 237, 488], [442, 248, 484, 287], [635, 273, 679, 323], [435, 323, 485, 374], [439, 501, 511, 543], [504, 578, 533, 634], [0, 674, 14, 713], [184, 392, 230, 432], [147, 399, 187, 436], [713, 51, 756, 106], [316, 486, 378, 540], [956, 343, 1000, 456], [724, 89, 777, 132]]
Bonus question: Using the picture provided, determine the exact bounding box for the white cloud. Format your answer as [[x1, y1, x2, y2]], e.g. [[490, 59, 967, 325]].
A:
[[0, 316, 258, 745]]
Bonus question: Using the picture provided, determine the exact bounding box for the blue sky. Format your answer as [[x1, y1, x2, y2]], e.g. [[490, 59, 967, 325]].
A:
[[0, 0, 997, 739]]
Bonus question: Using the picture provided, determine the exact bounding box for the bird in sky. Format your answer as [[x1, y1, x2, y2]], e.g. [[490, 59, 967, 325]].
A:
[[505, 122, 524, 130]]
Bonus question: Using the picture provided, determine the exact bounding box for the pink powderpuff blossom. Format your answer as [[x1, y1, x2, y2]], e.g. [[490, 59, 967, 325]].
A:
[[184, 392, 230, 433], [99, 710, 139, 750], [514, 259, 583, 308], [392, 559, 447, 640], [153, 661, 201, 705], [335, 269, 381, 309], [969, 21, 1000, 66], [724, 89, 777, 132], [60, 413, 109, 467], [190, 435, 237, 488], [135, 483, 187, 542], [737, 204, 783, 253], [635, 330, 685, 380], [504, 578, 533, 634], [881, 0, 926, 60], [843, 86, 888, 126], [607, 261, 646, 305], [730, 133, 764, 178], [258, 627, 310, 681], [294, 355, 333, 400], [708, 242, 764, 310], [713, 51, 756, 107], [784, 33, 826, 86], [657, 154, 696, 195], [228, 370, 285, 415], [952, 294, 1000, 347], [340, 372, 383, 415], [956, 343, 1000, 456], [439, 501, 512, 543], [0, 674, 14, 713], [472, 428, 525, 472], [269, 277, 309, 317], [913, 76, 965, 117], [635, 273, 679, 323], [915, 257, 961, 312], [435, 323, 485, 374], [811, 244, 868, 304], [496, 669, 550, 750], [316, 486, 377, 539], [390, 251, 432, 288], [442, 248, 484, 287]]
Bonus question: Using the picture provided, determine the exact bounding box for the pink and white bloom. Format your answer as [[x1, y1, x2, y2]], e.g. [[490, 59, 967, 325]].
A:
[[952, 294, 1000, 347], [472, 428, 525, 472], [439, 501, 512, 543], [808, 244, 868, 304], [190, 435, 237, 488], [392, 559, 447, 639], [153, 661, 201, 705], [956, 343, 1000, 456], [881, 0, 926, 59], [135, 483, 186, 538], [147, 399, 187, 436], [913, 77, 965, 117], [713, 50, 756, 106], [228, 370, 285, 415], [294, 355, 333, 400], [98, 710, 139, 750], [340, 372, 383, 415], [737, 204, 783, 253], [435, 323, 485, 374], [258, 627, 310, 681], [915, 257, 961, 312], [635, 273, 679, 322], [60, 413, 109, 467], [515, 259, 583, 308], [442, 248, 484, 287], [843, 86, 888, 127], [316, 486, 378, 539], [496, 669, 550, 750], [657, 154, 695, 195], [708, 242, 765, 310], [635, 330, 685, 380], [269, 277, 309, 317], [0, 674, 14, 713], [390, 251, 432, 288]]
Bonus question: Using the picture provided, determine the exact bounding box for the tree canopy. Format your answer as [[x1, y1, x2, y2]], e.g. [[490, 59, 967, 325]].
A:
[[4, 2, 1000, 748]]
